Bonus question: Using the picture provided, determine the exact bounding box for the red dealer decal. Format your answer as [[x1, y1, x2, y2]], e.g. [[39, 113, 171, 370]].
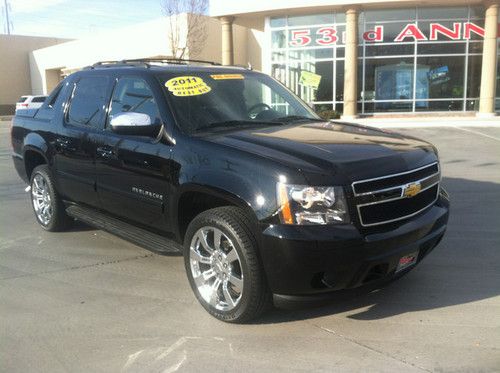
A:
[[290, 29, 312, 46], [286, 22, 499, 47], [394, 24, 428, 42], [430, 23, 461, 40], [363, 26, 384, 42], [464, 22, 485, 39], [316, 26, 338, 45]]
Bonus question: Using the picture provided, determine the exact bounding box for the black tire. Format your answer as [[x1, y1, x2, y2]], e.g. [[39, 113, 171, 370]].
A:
[[30, 165, 71, 232], [183, 207, 271, 323]]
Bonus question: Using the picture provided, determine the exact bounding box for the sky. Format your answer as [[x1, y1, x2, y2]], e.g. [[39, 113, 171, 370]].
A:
[[1, 0, 168, 39]]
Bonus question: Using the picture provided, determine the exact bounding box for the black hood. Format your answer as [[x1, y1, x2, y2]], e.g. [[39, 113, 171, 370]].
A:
[[205, 121, 438, 183]]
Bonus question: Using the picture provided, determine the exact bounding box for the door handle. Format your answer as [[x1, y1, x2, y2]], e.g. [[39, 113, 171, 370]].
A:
[[96, 146, 116, 159]]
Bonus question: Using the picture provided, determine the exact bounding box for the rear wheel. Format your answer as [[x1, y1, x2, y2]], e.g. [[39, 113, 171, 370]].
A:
[[183, 207, 271, 323], [30, 165, 71, 231]]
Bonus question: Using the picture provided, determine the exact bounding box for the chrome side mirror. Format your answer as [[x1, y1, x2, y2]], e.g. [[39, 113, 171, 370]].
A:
[[110, 112, 160, 137]]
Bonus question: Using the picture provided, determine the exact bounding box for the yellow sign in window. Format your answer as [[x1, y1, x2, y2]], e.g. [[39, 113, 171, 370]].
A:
[[299, 71, 322, 89], [165, 76, 211, 97]]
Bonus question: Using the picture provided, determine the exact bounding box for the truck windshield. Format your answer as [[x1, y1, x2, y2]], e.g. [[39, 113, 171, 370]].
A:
[[160, 71, 319, 134]]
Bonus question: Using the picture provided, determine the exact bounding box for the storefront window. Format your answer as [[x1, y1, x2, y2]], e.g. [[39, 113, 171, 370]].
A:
[[268, 6, 489, 114], [417, 56, 465, 98], [418, 7, 469, 20], [271, 30, 286, 49], [288, 13, 334, 27], [364, 8, 416, 22], [268, 11, 346, 113], [270, 17, 286, 28], [467, 55, 482, 100], [365, 44, 414, 57], [418, 43, 467, 55]]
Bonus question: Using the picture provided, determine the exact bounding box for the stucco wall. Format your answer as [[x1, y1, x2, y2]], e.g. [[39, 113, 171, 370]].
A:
[[0, 35, 68, 114]]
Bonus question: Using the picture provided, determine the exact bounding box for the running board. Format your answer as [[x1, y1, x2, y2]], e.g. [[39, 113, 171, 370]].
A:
[[66, 205, 182, 255]]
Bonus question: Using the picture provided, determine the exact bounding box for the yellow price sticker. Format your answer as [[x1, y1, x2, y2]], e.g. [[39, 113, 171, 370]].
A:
[[210, 74, 245, 80], [165, 76, 211, 97]]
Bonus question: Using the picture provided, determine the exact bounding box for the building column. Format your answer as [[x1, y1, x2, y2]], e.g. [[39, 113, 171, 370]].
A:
[[478, 2, 499, 117], [220, 16, 234, 66], [342, 7, 359, 120]]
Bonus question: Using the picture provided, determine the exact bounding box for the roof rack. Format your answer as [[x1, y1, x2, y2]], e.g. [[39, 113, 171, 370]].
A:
[[84, 58, 223, 70], [127, 57, 222, 66]]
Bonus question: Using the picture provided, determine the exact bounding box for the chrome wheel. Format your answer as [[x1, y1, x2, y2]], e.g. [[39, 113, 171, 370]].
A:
[[189, 227, 244, 311], [31, 174, 53, 225]]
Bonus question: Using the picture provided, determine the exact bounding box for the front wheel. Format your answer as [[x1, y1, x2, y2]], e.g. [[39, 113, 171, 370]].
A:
[[183, 207, 271, 323]]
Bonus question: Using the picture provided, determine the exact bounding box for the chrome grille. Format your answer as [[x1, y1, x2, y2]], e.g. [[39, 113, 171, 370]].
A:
[[352, 162, 440, 227]]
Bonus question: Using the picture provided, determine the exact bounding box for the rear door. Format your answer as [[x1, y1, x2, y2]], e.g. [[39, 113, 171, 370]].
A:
[[95, 75, 172, 231], [54, 75, 112, 207]]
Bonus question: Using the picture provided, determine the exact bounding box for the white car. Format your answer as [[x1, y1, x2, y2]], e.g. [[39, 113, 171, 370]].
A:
[[16, 95, 47, 112]]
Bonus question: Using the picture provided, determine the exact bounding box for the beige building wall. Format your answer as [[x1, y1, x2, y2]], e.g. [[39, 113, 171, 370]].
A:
[[0, 35, 68, 114]]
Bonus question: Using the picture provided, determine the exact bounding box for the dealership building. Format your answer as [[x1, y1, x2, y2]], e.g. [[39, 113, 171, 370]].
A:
[[1, 1, 498, 118], [211, 0, 499, 118]]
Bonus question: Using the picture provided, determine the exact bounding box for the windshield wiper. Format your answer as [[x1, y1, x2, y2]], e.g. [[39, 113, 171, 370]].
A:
[[195, 120, 284, 132], [271, 115, 324, 123]]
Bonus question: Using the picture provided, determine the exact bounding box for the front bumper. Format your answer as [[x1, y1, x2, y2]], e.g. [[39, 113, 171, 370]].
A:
[[259, 189, 449, 297]]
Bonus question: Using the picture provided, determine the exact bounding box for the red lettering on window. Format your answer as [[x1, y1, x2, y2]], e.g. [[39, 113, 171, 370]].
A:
[[290, 29, 311, 46], [316, 26, 338, 45], [363, 26, 384, 42], [430, 23, 461, 40], [463, 22, 485, 39], [394, 24, 427, 42]]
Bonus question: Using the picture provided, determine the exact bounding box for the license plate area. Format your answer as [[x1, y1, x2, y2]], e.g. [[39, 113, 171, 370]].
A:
[[396, 251, 419, 273]]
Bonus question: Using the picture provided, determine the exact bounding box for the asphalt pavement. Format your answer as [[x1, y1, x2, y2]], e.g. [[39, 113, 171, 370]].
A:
[[1, 119, 499, 372]]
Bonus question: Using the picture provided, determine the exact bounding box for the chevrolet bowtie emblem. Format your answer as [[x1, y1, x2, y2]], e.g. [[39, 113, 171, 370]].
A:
[[403, 182, 422, 198]]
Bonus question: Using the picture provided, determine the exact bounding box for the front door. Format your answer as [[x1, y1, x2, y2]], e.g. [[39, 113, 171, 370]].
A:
[[95, 76, 172, 231]]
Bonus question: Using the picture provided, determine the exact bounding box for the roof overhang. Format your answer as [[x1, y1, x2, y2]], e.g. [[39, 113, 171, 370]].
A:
[[210, 0, 484, 30]]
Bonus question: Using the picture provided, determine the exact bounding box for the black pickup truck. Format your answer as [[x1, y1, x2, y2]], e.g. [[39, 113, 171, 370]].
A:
[[11, 59, 449, 323]]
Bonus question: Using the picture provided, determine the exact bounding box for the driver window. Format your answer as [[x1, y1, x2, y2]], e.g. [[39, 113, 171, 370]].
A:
[[108, 78, 161, 127]]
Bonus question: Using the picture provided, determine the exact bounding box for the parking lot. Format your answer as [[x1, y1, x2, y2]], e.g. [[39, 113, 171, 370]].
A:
[[1, 119, 499, 372]]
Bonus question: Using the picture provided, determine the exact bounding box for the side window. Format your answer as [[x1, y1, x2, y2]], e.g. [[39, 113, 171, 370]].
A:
[[67, 76, 109, 127], [44, 83, 63, 109], [34, 83, 65, 121], [108, 77, 161, 127], [32, 96, 47, 103]]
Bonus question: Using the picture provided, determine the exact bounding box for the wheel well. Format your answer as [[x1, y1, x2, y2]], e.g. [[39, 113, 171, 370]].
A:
[[177, 191, 240, 241], [24, 150, 46, 180]]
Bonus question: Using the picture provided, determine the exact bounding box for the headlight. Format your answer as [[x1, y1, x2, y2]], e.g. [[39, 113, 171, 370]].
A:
[[277, 183, 349, 225]]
